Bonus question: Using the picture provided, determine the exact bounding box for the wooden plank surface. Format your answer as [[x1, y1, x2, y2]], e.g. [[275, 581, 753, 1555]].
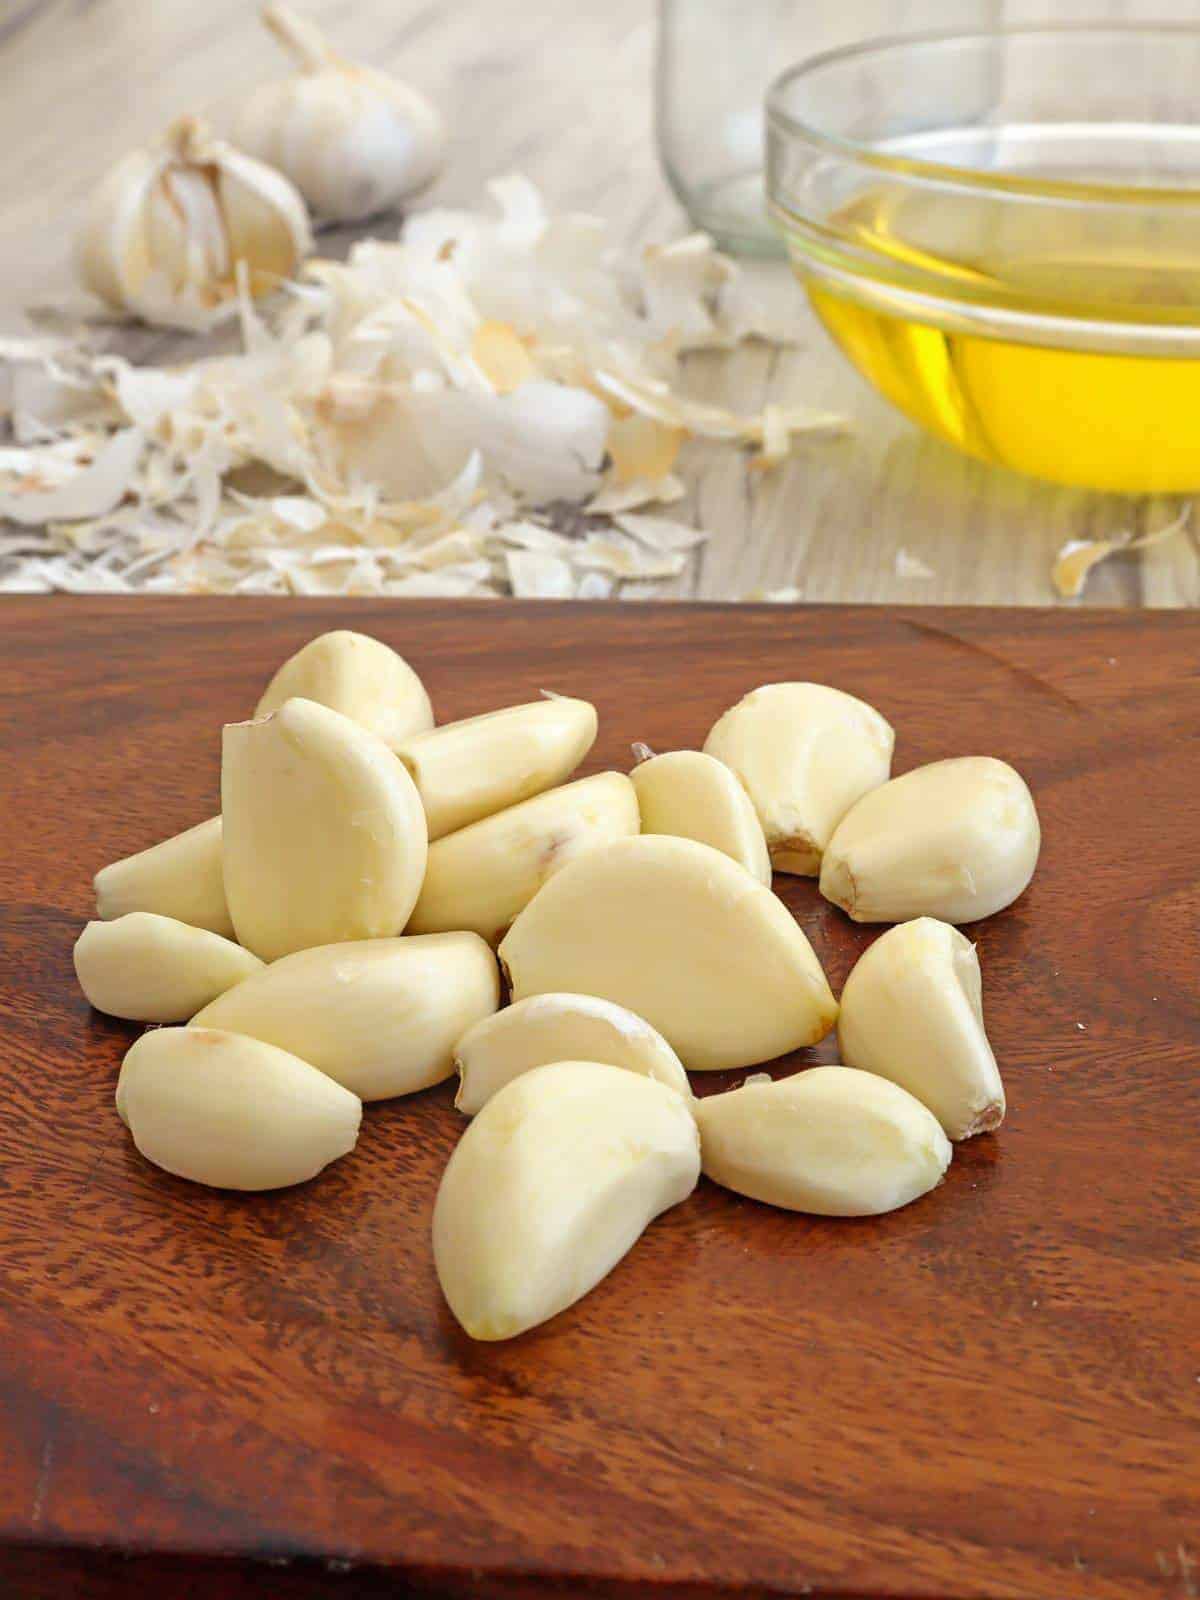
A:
[[1, 0, 1199, 608], [0, 595, 1197, 1599]]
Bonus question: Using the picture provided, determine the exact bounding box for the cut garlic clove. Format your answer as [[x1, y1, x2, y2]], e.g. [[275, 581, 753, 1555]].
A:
[[74, 913, 263, 1023], [255, 629, 433, 751], [408, 771, 638, 945], [696, 1065, 951, 1215], [837, 919, 1004, 1140], [630, 748, 771, 885], [433, 1060, 700, 1340], [94, 816, 232, 938], [222, 696, 428, 961], [233, 4, 445, 225], [499, 834, 837, 1072], [397, 696, 597, 841], [116, 1027, 361, 1191], [454, 992, 689, 1115], [192, 932, 498, 1101], [76, 116, 311, 329], [820, 757, 1041, 925], [703, 682, 894, 876]]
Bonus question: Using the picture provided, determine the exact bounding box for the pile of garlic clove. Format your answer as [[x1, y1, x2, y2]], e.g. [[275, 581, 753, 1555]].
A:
[[76, 628, 1040, 1340]]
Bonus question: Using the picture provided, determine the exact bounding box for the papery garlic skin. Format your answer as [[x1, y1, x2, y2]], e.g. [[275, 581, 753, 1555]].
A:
[[76, 116, 311, 329], [696, 1066, 951, 1216], [704, 682, 894, 876], [94, 816, 232, 938], [255, 630, 433, 751], [222, 696, 428, 961], [499, 834, 838, 1072], [837, 919, 1005, 1139], [233, 3, 445, 225], [630, 748, 771, 885], [407, 771, 639, 945], [454, 992, 690, 1114], [192, 933, 498, 1101], [74, 913, 263, 1023], [397, 696, 597, 841], [116, 1027, 361, 1191], [433, 1061, 700, 1341], [820, 757, 1041, 925]]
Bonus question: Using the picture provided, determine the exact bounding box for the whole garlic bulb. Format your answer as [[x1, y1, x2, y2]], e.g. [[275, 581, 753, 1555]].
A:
[[76, 116, 312, 329], [233, 3, 446, 225]]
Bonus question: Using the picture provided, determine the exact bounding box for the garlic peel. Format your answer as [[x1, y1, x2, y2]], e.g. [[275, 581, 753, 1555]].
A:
[[232, 4, 445, 225], [19, 178, 841, 597], [76, 116, 311, 329]]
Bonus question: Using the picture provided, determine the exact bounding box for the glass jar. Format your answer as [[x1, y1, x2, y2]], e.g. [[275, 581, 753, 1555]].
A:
[[655, 0, 1003, 253]]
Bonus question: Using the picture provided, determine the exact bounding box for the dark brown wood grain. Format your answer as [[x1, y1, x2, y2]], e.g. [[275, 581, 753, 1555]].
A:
[[0, 598, 1197, 1600]]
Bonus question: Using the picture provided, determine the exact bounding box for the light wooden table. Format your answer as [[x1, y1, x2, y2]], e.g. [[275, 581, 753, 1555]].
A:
[[2, 0, 1198, 608]]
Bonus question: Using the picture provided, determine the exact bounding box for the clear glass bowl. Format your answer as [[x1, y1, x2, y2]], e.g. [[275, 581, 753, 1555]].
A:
[[655, 0, 1001, 256], [767, 26, 1200, 493]]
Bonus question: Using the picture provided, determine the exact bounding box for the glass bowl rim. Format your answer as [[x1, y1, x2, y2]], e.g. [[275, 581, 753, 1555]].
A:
[[767, 21, 1200, 208]]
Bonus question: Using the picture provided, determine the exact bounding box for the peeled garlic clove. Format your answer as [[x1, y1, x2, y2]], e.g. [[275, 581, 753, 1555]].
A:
[[630, 748, 771, 886], [820, 757, 1041, 925], [76, 116, 311, 329], [74, 913, 263, 1023], [407, 771, 638, 945], [94, 816, 232, 938], [116, 1027, 361, 1190], [233, 3, 445, 225], [433, 1061, 699, 1340], [255, 629, 433, 751], [397, 696, 597, 841], [454, 992, 689, 1115], [703, 682, 894, 876], [837, 919, 1004, 1140], [499, 834, 837, 1072], [696, 1066, 951, 1216], [192, 932, 498, 1101], [222, 696, 428, 961]]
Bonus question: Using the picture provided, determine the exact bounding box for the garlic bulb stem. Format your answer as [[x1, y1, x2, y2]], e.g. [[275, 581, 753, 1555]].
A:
[[262, 2, 340, 73], [166, 115, 212, 165]]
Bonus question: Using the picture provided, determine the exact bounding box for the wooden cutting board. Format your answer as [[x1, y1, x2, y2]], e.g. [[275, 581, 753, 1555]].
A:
[[1, 598, 1197, 1600]]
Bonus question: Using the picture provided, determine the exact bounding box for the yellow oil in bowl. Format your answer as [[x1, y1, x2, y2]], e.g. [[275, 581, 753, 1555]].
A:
[[767, 25, 1200, 494], [807, 186, 1200, 493]]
